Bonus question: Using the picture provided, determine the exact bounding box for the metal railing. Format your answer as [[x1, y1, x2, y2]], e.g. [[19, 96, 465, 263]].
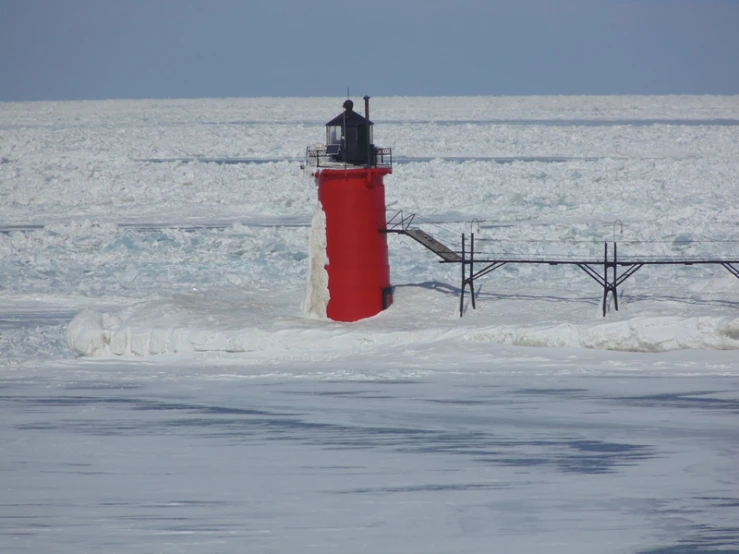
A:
[[305, 145, 392, 169]]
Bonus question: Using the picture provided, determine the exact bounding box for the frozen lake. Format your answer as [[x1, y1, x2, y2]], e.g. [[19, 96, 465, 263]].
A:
[[1, 95, 739, 552], [2, 363, 739, 554]]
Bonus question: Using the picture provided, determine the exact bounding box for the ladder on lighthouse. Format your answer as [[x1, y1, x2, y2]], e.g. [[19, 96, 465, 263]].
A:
[[384, 212, 462, 262]]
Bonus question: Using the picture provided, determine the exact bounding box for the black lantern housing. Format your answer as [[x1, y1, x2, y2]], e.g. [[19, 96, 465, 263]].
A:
[[325, 99, 373, 166], [305, 97, 391, 169]]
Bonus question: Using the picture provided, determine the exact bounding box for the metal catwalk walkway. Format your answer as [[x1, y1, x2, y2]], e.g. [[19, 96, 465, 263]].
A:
[[397, 228, 462, 262], [456, 235, 739, 317], [385, 214, 739, 317]]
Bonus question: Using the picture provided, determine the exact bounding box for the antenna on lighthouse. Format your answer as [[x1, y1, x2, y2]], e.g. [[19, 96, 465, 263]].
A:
[[364, 95, 371, 168], [342, 86, 350, 169]]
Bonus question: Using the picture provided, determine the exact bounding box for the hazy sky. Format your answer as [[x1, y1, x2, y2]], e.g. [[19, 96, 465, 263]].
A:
[[1, 0, 737, 101]]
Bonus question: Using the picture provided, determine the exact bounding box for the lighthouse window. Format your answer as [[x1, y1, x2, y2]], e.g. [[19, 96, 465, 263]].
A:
[[327, 125, 342, 145]]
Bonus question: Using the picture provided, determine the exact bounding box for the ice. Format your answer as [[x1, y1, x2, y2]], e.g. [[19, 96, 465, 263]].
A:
[[302, 201, 329, 320], [2, 96, 739, 553], [466, 315, 739, 352], [1, 95, 737, 358]]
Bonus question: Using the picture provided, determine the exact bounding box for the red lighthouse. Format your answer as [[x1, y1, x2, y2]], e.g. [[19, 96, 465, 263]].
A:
[[304, 96, 393, 322]]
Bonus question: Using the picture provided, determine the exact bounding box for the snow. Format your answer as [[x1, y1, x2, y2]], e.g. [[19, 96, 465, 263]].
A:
[[3, 96, 738, 358], [302, 201, 329, 320], [2, 95, 739, 553]]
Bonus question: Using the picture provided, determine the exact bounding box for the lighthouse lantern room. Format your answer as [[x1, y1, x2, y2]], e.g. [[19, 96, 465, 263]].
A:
[[305, 97, 393, 322], [325, 99, 374, 165]]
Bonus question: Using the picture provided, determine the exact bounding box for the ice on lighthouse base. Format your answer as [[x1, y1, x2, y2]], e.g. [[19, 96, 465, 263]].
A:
[[302, 202, 330, 319]]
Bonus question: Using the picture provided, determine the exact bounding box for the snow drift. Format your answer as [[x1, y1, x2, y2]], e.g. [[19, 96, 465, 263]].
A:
[[66, 286, 739, 357]]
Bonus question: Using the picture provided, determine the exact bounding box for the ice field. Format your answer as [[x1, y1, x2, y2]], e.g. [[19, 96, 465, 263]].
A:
[[1, 95, 739, 553]]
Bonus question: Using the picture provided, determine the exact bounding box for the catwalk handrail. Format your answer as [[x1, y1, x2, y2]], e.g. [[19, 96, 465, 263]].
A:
[[456, 234, 739, 317], [386, 224, 739, 317]]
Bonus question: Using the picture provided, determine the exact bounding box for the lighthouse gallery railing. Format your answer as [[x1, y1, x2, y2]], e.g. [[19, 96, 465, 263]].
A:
[[306, 146, 392, 169]]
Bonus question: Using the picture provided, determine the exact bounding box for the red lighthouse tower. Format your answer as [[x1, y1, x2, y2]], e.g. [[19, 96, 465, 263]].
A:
[[305, 97, 393, 322]]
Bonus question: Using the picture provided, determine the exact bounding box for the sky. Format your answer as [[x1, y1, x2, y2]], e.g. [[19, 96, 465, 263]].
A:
[[1, 0, 738, 101]]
